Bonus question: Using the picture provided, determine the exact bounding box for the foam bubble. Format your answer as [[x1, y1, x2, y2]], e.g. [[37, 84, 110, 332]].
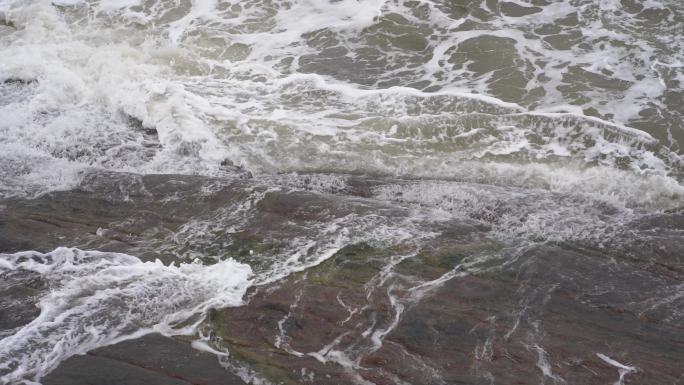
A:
[[0, 247, 253, 384], [1, 0, 682, 205]]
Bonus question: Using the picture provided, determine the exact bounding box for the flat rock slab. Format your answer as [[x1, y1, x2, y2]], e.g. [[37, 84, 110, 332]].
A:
[[42, 334, 245, 385], [2, 171, 683, 384]]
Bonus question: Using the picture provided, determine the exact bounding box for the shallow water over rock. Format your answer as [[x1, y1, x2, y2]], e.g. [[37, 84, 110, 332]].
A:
[[1, 171, 682, 384]]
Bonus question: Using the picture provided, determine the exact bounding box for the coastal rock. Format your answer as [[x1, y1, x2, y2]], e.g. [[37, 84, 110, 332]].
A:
[[42, 334, 245, 385], [1, 171, 682, 384]]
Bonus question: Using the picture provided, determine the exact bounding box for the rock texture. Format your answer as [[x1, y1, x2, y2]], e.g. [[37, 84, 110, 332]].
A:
[[42, 334, 245, 385], [1, 171, 683, 384]]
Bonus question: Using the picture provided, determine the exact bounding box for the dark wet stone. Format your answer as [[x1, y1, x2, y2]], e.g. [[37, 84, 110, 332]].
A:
[[0, 172, 257, 263], [208, 239, 684, 385], [0, 270, 46, 334], [42, 334, 245, 385], [219, 159, 253, 178], [127, 115, 160, 140], [2, 78, 36, 85], [2, 171, 684, 384]]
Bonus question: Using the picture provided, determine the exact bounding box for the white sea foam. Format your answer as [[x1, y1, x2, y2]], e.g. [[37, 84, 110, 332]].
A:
[[0, 248, 253, 384], [372, 178, 640, 245], [0, 142, 84, 198], [0, 0, 682, 204], [596, 353, 638, 385]]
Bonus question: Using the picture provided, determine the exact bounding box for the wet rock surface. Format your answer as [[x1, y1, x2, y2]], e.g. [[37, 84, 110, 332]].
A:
[[42, 334, 245, 385], [209, 244, 684, 385], [0, 171, 683, 384]]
